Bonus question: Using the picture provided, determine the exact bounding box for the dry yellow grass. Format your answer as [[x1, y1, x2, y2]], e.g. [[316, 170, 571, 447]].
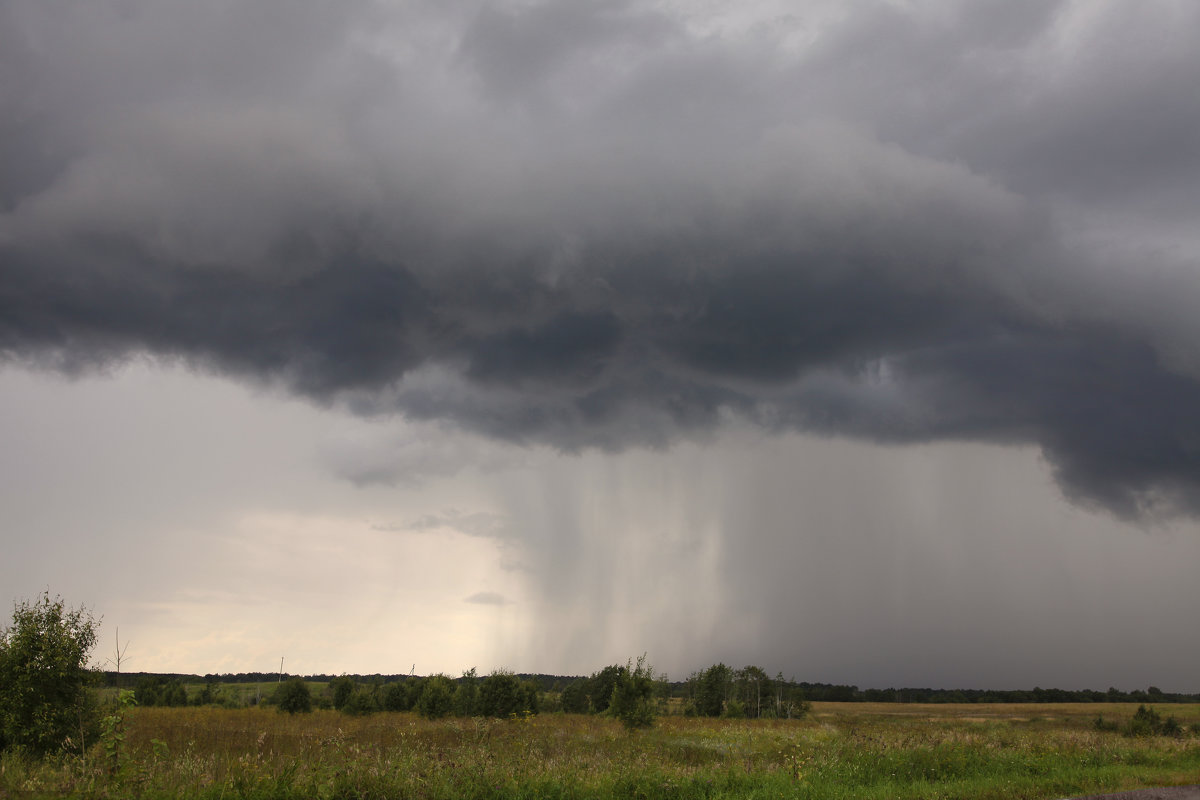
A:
[[3, 702, 1198, 798]]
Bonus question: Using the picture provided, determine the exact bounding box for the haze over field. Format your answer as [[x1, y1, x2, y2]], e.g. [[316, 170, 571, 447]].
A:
[[3, 0, 1200, 690]]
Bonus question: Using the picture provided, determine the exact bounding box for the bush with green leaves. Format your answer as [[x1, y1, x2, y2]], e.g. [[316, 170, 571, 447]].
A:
[[783, 687, 812, 719], [99, 690, 136, 774], [329, 676, 355, 710], [416, 675, 456, 719], [479, 671, 538, 718], [191, 680, 222, 707], [609, 655, 660, 731], [723, 699, 746, 719], [587, 665, 624, 714], [0, 592, 99, 756], [275, 678, 313, 714], [1126, 705, 1184, 738], [382, 681, 414, 712], [1127, 704, 1162, 737], [342, 689, 379, 716], [560, 679, 589, 713], [1097, 706, 1187, 738], [454, 668, 480, 716], [689, 663, 733, 717], [134, 675, 189, 707]]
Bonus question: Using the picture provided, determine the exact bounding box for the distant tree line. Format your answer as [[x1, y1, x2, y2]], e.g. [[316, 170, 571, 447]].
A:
[[792, 684, 1200, 705], [266, 669, 543, 719], [265, 657, 664, 729], [103, 670, 1200, 711], [132, 676, 230, 708], [674, 664, 812, 718]]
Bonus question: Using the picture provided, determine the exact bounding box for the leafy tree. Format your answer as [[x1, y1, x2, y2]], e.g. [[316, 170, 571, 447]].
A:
[[479, 670, 538, 718], [404, 679, 425, 709], [342, 689, 379, 716], [416, 675, 456, 719], [773, 672, 789, 716], [275, 678, 312, 714], [823, 684, 859, 702], [524, 679, 540, 715], [382, 681, 413, 712], [609, 655, 659, 730], [560, 679, 589, 714], [692, 663, 732, 717], [0, 593, 100, 755], [133, 676, 161, 707], [783, 686, 811, 719], [329, 676, 355, 711], [588, 665, 625, 714], [454, 668, 480, 717], [192, 680, 221, 706], [736, 666, 770, 718], [134, 676, 194, 708], [164, 679, 188, 706]]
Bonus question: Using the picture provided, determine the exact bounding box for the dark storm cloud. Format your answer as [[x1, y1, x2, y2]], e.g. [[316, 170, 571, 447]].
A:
[[3, 0, 1200, 517], [768, 331, 1200, 518]]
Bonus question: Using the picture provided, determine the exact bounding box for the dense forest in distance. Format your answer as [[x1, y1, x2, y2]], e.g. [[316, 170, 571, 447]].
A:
[[99, 669, 1200, 706]]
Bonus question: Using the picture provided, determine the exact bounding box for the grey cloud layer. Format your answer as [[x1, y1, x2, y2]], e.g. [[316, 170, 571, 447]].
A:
[[3, 0, 1200, 517]]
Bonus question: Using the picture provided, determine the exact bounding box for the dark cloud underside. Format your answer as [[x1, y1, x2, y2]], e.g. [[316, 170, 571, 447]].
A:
[[3, 0, 1200, 518]]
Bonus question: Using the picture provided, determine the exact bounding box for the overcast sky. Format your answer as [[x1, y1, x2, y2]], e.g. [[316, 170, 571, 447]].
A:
[[3, 0, 1200, 692]]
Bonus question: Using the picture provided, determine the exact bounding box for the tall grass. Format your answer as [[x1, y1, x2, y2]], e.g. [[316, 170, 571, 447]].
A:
[[2, 703, 1197, 798]]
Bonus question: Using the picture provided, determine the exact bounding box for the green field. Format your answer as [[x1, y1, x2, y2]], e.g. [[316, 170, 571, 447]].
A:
[[2, 702, 1198, 799]]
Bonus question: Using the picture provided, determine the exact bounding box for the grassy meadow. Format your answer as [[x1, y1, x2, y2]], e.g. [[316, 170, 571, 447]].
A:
[[2, 702, 1198, 799]]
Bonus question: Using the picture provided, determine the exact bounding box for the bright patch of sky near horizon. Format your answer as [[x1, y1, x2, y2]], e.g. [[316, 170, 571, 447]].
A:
[[3, 363, 1198, 691]]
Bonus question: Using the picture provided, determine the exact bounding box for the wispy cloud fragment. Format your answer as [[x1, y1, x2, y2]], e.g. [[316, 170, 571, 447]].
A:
[[464, 591, 511, 606]]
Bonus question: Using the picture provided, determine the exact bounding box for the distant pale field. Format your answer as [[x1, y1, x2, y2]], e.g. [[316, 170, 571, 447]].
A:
[[4, 702, 1199, 798], [811, 701, 1200, 723]]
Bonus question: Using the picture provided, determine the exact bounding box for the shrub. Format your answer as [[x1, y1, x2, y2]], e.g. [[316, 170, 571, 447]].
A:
[[588, 666, 624, 714], [342, 690, 379, 716], [0, 593, 100, 756], [416, 675, 456, 719], [781, 687, 811, 719], [135, 676, 189, 707], [560, 679, 589, 714], [99, 690, 136, 774], [692, 663, 733, 717], [479, 671, 527, 718], [609, 655, 659, 731], [1124, 705, 1181, 737], [329, 676, 355, 711], [275, 678, 313, 714], [1128, 704, 1162, 737], [382, 681, 413, 712], [191, 681, 222, 706], [454, 669, 480, 717]]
